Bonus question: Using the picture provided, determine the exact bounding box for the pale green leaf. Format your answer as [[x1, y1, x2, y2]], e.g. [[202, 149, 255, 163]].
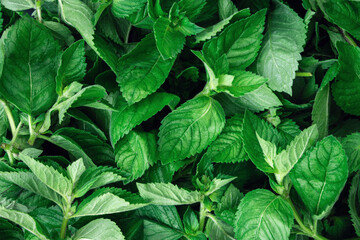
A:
[[206, 214, 235, 240], [216, 70, 267, 97], [137, 182, 201, 205], [256, 133, 277, 168], [0, 17, 60, 116], [158, 96, 225, 164], [1, 0, 34, 11], [67, 158, 86, 184], [342, 133, 360, 173], [18, 153, 72, 200], [332, 42, 360, 116], [206, 177, 236, 196], [117, 34, 175, 104], [0, 206, 49, 240], [256, 0, 306, 94], [202, 115, 247, 163], [234, 189, 293, 240], [115, 131, 157, 182], [110, 92, 179, 145], [274, 125, 318, 183], [203, 9, 266, 71], [312, 84, 330, 139], [56, 40, 86, 95], [290, 136, 348, 219], [73, 218, 125, 240], [218, 0, 238, 20], [112, 0, 147, 18]]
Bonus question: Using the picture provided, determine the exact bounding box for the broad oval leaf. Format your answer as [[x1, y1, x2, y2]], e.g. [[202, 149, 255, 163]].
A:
[[117, 34, 175, 104], [203, 9, 266, 71], [1, 0, 34, 11], [110, 92, 180, 146], [202, 115, 247, 163], [73, 218, 125, 240], [256, 0, 306, 95], [158, 96, 225, 164], [0, 17, 61, 116], [290, 136, 348, 219], [234, 189, 293, 240], [332, 42, 360, 116], [115, 131, 157, 183]]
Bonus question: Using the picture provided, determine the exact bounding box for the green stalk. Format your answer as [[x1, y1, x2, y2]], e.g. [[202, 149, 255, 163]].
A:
[[35, 0, 42, 23], [296, 72, 313, 77], [284, 197, 328, 240], [28, 115, 37, 146], [60, 216, 69, 239], [199, 200, 207, 231], [0, 99, 16, 137], [340, 28, 358, 47]]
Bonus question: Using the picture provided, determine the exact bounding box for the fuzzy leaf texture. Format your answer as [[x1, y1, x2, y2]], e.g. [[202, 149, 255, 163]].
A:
[[256, 0, 306, 94], [290, 136, 348, 219], [234, 189, 293, 240], [158, 96, 225, 164]]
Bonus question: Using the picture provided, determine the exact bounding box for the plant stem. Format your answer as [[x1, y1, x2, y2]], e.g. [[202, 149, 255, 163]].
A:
[[5, 149, 15, 166], [60, 216, 69, 239], [199, 200, 206, 232], [284, 197, 328, 240], [340, 28, 358, 47], [296, 72, 313, 77], [0, 99, 16, 137], [28, 115, 37, 145], [35, 0, 42, 23]]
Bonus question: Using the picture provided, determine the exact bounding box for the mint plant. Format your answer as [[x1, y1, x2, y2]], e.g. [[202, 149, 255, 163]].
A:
[[0, 0, 359, 239]]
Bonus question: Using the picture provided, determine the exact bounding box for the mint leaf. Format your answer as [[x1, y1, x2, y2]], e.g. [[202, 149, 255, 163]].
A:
[[290, 136, 348, 219], [0, 17, 60, 116], [332, 42, 360, 116], [234, 189, 293, 240], [73, 218, 125, 240], [203, 9, 266, 71], [218, 0, 238, 20], [256, 0, 306, 94], [312, 83, 330, 139], [115, 131, 157, 183], [342, 133, 360, 173], [349, 172, 360, 236], [112, 0, 147, 18], [117, 34, 175, 104], [158, 96, 225, 164]]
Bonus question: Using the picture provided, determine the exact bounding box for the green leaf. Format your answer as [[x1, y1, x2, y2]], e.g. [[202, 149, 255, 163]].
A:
[[274, 125, 318, 183], [216, 71, 267, 97], [203, 9, 266, 71], [218, 0, 238, 20], [256, 0, 306, 94], [56, 40, 86, 95], [0, 171, 62, 207], [72, 188, 148, 218], [137, 182, 201, 205], [202, 115, 247, 163], [18, 153, 72, 201], [117, 34, 175, 104], [42, 21, 75, 46], [317, 0, 360, 41], [206, 177, 236, 196], [112, 0, 147, 18], [183, 207, 199, 234], [342, 133, 360, 173], [110, 92, 179, 145], [349, 171, 360, 236], [115, 131, 157, 183], [73, 218, 125, 240], [158, 96, 225, 164], [195, 9, 251, 44], [0, 17, 60, 116], [242, 110, 281, 173], [256, 133, 277, 168], [234, 189, 293, 240], [0, 206, 48, 240], [178, 0, 206, 21], [154, 17, 186, 60], [332, 42, 360, 116], [290, 136, 348, 219], [1, 0, 34, 11], [205, 214, 235, 240], [58, 0, 95, 47], [137, 205, 184, 240], [67, 158, 86, 184], [312, 84, 330, 139]]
